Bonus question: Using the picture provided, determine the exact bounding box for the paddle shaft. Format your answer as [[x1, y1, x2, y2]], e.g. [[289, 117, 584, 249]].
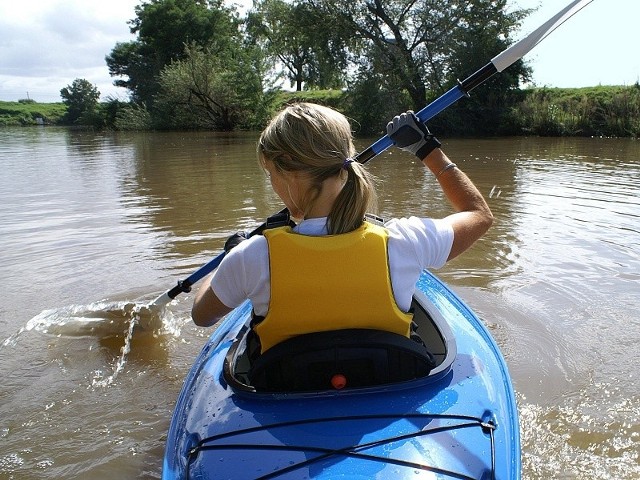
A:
[[151, 0, 592, 307], [156, 209, 288, 303]]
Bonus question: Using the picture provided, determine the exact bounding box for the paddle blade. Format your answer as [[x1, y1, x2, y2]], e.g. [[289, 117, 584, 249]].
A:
[[492, 0, 593, 72], [149, 292, 174, 310]]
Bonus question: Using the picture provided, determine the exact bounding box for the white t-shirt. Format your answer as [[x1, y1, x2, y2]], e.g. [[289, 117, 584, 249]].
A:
[[211, 216, 454, 316]]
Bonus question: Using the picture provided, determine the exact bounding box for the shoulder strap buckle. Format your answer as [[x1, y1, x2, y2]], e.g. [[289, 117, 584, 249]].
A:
[[254, 211, 296, 236], [364, 213, 385, 226], [266, 211, 295, 229]]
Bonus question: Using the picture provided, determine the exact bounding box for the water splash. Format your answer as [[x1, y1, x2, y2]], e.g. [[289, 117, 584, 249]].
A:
[[89, 301, 183, 388], [2, 300, 168, 348], [2, 298, 184, 387], [90, 313, 139, 388]]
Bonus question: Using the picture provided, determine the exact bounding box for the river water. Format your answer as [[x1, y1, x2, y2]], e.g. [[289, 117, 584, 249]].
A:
[[0, 127, 638, 479]]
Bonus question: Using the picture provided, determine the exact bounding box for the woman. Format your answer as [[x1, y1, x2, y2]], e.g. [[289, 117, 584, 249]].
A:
[[192, 103, 493, 356]]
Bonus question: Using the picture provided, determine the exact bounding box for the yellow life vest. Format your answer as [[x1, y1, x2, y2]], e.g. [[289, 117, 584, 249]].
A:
[[254, 221, 413, 353]]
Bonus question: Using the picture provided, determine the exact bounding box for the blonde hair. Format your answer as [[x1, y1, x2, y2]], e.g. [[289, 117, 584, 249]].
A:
[[258, 103, 377, 234]]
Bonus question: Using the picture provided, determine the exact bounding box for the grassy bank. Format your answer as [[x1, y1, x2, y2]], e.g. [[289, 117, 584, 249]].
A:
[[0, 100, 67, 126], [514, 84, 640, 137], [3, 84, 640, 137]]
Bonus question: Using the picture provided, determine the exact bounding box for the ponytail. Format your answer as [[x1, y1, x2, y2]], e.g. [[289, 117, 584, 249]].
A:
[[328, 160, 377, 234]]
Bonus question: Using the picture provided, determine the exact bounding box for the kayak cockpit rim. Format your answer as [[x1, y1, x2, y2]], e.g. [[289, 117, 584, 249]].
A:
[[223, 288, 457, 397]]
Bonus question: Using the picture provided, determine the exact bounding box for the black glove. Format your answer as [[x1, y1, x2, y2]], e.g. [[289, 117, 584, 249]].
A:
[[387, 111, 441, 159], [224, 231, 248, 253]]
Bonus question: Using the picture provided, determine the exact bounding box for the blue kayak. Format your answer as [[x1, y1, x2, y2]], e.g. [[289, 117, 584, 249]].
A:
[[162, 270, 521, 479]]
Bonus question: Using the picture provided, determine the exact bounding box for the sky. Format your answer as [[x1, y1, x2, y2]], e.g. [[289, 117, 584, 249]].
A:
[[0, 0, 638, 103]]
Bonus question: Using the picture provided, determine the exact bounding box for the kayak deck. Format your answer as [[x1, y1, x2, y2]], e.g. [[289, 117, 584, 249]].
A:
[[163, 271, 520, 479], [185, 412, 497, 479]]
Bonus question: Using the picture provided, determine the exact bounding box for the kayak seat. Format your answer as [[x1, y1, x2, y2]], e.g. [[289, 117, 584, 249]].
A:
[[248, 328, 436, 393]]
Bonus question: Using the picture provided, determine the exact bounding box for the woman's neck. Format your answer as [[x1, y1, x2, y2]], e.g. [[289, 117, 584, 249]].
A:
[[304, 175, 345, 219]]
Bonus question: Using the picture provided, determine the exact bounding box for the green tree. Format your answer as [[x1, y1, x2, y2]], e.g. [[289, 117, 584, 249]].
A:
[[155, 42, 266, 130], [105, 41, 150, 105], [247, 0, 348, 90], [438, 0, 532, 135], [106, 0, 240, 107], [60, 78, 100, 125], [344, 73, 410, 136], [302, 0, 529, 114]]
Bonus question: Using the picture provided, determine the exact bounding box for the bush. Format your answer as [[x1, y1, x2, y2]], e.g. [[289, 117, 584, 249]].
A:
[[512, 85, 640, 137], [114, 103, 152, 130]]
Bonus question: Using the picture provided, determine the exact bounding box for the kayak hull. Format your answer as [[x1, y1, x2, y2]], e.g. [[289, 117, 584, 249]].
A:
[[163, 271, 521, 479]]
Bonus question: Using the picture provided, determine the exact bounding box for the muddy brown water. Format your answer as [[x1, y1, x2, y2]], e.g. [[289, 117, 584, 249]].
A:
[[1, 127, 638, 478]]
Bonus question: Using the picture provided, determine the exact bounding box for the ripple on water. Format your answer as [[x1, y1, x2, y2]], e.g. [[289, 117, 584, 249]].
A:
[[519, 384, 640, 480]]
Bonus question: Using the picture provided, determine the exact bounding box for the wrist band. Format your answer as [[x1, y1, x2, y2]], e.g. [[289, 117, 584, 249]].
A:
[[436, 162, 457, 178], [415, 135, 441, 160]]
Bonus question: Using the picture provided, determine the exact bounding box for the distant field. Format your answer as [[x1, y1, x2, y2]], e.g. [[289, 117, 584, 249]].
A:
[[0, 101, 67, 126]]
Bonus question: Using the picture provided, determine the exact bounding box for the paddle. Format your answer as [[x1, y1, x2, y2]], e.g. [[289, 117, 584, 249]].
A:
[[150, 0, 592, 309]]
